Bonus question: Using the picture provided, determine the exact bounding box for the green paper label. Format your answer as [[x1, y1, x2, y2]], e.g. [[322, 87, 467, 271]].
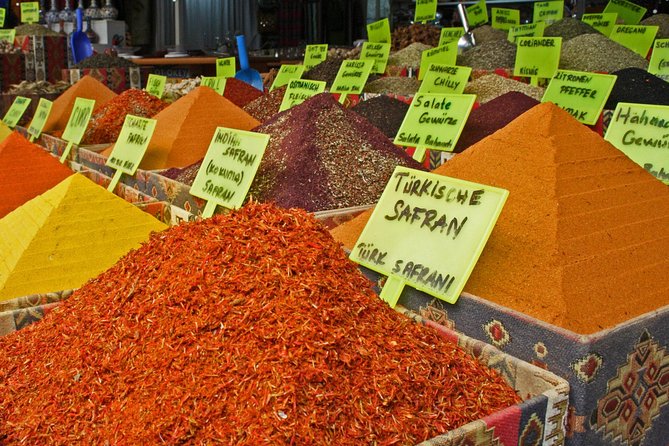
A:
[[304, 44, 328, 70], [270, 64, 305, 91], [27, 97, 52, 139], [467, 0, 489, 28], [604, 103, 669, 184], [367, 18, 391, 43], [190, 128, 270, 209], [349, 166, 509, 304], [278, 79, 326, 112], [201, 76, 227, 95], [1, 96, 30, 128], [542, 69, 617, 125], [419, 41, 458, 80], [648, 39, 669, 81], [360, 42, 391, 74], [145, 74, 166, 99], [514, 37, 562, 79], [418, 64, 471, 94], [581, 13, 618, 36], [533, 1, 563, 24], [415, 0, 438, 23], [62, 97, 95, 144], [603, 0, 646, 24], [0, 8, 6, 28], [0, 29, 16, 43], [609, 25, 659, 57], [105, 115, 157, 175], [508, 22, 545, 43], [394, 93, 476, 152], [492, 8, 520, 31], [439, 27, 465, 46], [331, 59, 373, 95], [20, 2, 39, 24], [216, 57, 236, 78]]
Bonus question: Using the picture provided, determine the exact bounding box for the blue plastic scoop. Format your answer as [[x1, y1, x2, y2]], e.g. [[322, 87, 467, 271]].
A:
[[71, 8, 93, 65], [234, 34, 263, 91]]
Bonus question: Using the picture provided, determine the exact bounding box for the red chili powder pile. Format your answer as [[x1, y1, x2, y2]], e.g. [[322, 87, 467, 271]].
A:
[[0, 202, 519, 444], [0, 131, 73, 218], [331, 102, 669, 334], [223, 77, 264, 107]]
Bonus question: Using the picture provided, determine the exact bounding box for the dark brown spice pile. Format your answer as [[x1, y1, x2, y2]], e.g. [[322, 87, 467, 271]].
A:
[[605, 68, 669, 109], [73, 53, 135, 69], [243, 85, 287, 122], [350, 95, 410, 138], [0, 202, 520, 445], [391, 23, 441, 50], [302, 58, 344, 88]]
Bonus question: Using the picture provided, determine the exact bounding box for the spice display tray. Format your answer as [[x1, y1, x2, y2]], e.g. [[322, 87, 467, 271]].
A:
[[360, 267, 669, 446]]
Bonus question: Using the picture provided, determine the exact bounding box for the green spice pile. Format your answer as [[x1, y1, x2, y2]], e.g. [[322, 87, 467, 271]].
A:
[[464, 74, 545, 103], [0, 202, 520, 444], [243, 86, 286, 122], [15, 24, 59, 36], [391, 23, 441, 50], [73, 53, 136, 69], [560, 33, 649, 73], [641, 13, 669, 39], [364, 76, 421, 95], [303, 58, 344, 87], [457, 40, 517, 70], [544, 17, 600, 41], [388, 42, 432, 69], [351, 95, 410, 138], [472, 25, 508, 43]]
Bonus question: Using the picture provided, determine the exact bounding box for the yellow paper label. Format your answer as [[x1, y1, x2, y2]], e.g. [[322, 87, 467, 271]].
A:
[[467, 0, 489, 28], [609, 25, 659, 57], [418, 64, 472, 94], [492, 8, 520, 31], [508, 22, 545, 43], [514, 37, 562, 79], [415, 0, 438, 23], [0, 29, 16, 43], [20, 2, 39, 24], [278, 79, 327, 112], [649, 39, 669, 81], [533, 1, 564, 24], [419, 41, 458, 80], [2, 96, 31, 128], [200, 76, 227, 95], [581, 13, 618, 36], [216, 57, 236, 78], [270, 64, 306, 91], [62, 97, 95, 144], [0, 9, 6, 28], [105, 115, 157, 175], [304, 44, 328, 70], [27, 98, 53, 139], [360, 42, 391, 74], [367, 18, 391, 43], [603, 0, 646, 24], [145, 74, 166, 99], [330, 60, 374, 95]]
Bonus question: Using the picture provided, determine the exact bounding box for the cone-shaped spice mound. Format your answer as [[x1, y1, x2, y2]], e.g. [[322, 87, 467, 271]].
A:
[[0, 131, 73, 218], [0, 174, 167, 301], [249, 93, 424, 212], [0, 202, 519, 444]]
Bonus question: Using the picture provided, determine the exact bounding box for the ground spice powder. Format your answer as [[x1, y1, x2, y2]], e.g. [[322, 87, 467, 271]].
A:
[[223, 77, 264, 108], [0, 131, 73, 218], [243, 85, 286, 122], [350, 95, 410, 138], [0, 202, 520, 444]]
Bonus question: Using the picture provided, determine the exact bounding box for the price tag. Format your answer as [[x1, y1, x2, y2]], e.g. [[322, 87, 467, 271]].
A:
[[418, 41, 458, 80], [415, 0, 438, 23], [349, 166, 508, 306], [609, 25, 658, 57], [59, 97, 95, 163], [270, 64, 306, 91], [533, 1, 564, 24], [603, 0, 646, 24], [27, 97, 52, 141], [508, 22, 545, 43], [604, 103, 669, 184], [492, 8, 520, 31], [200, 76, 227, 95], [649, 39, 669, 81], [216, 57, 236, 78], [145, 74, 166, 99], [439, 27, 465, 46], [0, 8, 6, 27], [304, 44, 328, 70], [105, 115, 157, 191], [542, 69, 617, 125], [330, 60, 374, 103], [190, 128, 270, 217], [467, 0, 489, 28], [360, 42, 391, 74], [0, 29, 16, 43], [20, 2, 39, 24], [1, 96, 31, 128], [394, 93, 476, 162], [581, 13, 618, 36], [514, 37, 562, 85], [418, 64, 471, 94], [278, 79, 326, 112], [367, 18, 391, 43]]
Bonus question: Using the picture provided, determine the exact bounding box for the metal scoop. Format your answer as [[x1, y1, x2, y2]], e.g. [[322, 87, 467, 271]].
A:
[[457, 3, 476, 54]]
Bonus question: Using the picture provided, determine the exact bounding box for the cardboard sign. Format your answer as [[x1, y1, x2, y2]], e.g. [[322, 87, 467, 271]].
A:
[[215, 57, 236, 78], [581, 13, 618, 36], [200, 76, 227, 95], [605, 103, 669, 184], [492, 8, 520, 31], [418, 41, 458, 80], [439, 27, 465, 46], [278, 79, 326, 112], [367, 18, 391, 43], [331, 60, 374, 95], [609, 25, 658, 57], [190, 128, 270, 216], [508, 22, 545, 43], [0, 29, 16, 43], [533, 1, 564, 24], [145, 74, 166, 99], [418, 64, 472, 94], [648, 39, 669, 81], [360, 42, 391, 74], [415, 0, 438, 23], [514, 37, 562, 80], [0, 8, 6, 27], [467, 0, 489, 28], [349, 166, 509, 306], [542, 69, 617, 125], [603, 0, 646, 24], [271, 64, 306, 91], [59, 97, 94, 162], [304, 44, 328, 70], [27, 98, 53, 140], [20, 2, 39, 24], [1, 96, 31, 128]]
